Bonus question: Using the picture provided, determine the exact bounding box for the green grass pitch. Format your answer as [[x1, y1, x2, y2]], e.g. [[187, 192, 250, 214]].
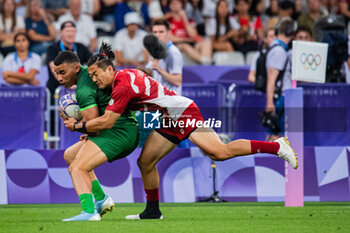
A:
[[1, 202, 350, 233]]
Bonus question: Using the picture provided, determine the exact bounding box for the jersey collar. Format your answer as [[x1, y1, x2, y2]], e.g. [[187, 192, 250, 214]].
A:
[[112, 71, 120, 89]]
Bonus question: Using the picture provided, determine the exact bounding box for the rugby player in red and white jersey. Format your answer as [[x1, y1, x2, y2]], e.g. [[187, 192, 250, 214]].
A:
[[64, 43, 298, 220]]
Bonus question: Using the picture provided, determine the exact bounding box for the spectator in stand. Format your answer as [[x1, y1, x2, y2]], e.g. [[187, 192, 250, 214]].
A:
[[148, 0, 167, 22], [294, 0, 303, 19], [94, 0, 121, 29], [267, 0, 295, 29], [202, 0, 234, 18], [320, 0, 338, 15], [248, 27, 276, 83], [58, 0, 97, 52], [46, 20, 91, 97], [206, 0, 240, 52], [41, 0, 68, 20], [139, 19, 183, 147], [298, 0, 324, 40], [168, 0, 212, 64], [265, 0, 278, 17], [185, 0, 205, 36], [15, 0, 28, 17], [249, 0, 269, 28], [145, 19, 183, 94], [25, 0, 56, 55], [232, 0, 263, 55], [114, 0, 150, 32], [80, 0, 100, 17], [294, 25, 312, 41], [1, 32, 41, 86], [114, 12, 148, 67], [0, 0, 25, 56]]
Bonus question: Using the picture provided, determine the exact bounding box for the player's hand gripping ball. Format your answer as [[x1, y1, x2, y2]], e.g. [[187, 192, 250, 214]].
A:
[[59, 94, 82, 121]]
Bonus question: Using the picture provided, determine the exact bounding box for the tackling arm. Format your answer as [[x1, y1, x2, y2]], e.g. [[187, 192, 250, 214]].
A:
[[65, 110, 121, 133], [85, 110, 120, 132], [80, 106, 100, 121]]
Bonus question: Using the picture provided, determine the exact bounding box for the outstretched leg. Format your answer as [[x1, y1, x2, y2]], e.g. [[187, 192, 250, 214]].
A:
[[189, 127, 298, 168], [126, 131, 177, 220], [62, 140, 108, 221]]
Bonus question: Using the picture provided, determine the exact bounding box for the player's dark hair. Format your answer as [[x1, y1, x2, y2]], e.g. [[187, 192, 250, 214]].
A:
[[87, 42, 115, 71], [152, 19, 170, 31], [295, 25, 312, 38], [54, 51, 80, 66]]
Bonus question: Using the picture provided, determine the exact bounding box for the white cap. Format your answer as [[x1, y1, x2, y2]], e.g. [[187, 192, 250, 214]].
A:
[[124, 12, 142, 26]]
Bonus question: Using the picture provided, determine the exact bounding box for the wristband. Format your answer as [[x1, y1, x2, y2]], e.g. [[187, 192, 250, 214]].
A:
[[73, 121, 88, 133]]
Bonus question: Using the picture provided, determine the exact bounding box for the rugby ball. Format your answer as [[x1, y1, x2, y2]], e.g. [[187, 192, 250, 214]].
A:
[[59, 94, 82, 121]]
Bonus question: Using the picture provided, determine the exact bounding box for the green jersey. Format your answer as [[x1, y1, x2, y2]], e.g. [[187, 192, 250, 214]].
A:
[[75, 66, 139, 162], [76, 66, 137, 126]]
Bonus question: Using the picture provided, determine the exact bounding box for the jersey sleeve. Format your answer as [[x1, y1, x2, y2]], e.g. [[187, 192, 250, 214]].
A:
[[106, 85, 134, 114], [76, 85, 98, 111], [167, 48, 183, 74]]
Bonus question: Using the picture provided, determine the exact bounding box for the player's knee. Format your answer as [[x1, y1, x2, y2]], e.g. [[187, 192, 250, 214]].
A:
[[68, 162, 83, 175], [64, 149, 75, 165], [68, 163, 75, 175], [211, 149, 231, 161], [137, 157, 153, 173], [211, 153, 226, 161], [137, 157, 146, 170]]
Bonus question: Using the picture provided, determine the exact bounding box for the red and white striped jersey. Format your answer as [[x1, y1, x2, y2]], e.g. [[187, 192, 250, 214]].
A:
[[106, 69, 193, 120]]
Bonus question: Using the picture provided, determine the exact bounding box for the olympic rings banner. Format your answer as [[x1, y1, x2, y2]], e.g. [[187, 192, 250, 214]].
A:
[[292, 41, 328, 83]]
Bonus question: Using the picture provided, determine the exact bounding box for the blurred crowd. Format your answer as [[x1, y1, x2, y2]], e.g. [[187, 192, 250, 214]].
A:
[[0, 0, 349, 86]]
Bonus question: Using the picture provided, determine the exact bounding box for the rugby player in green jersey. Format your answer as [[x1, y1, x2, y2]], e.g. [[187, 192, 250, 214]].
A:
[[53, 51, 139, 221]]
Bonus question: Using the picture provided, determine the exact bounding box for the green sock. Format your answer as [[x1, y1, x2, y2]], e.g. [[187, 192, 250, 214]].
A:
[[92, 180, 105, 201], [78, 193, 94, 214]]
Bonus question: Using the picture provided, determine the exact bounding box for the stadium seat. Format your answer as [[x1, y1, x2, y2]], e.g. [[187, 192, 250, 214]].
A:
[[98, 36, 114, 49], [213, 51, 245, 66], [245, 51, 258, 66]]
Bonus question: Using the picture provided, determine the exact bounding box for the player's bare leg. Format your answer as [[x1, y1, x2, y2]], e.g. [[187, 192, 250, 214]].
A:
[[64, 141, 113, 216], [126, 130, 177, 220], [62, 140, 108, 221], [189, 127, 298, 168]]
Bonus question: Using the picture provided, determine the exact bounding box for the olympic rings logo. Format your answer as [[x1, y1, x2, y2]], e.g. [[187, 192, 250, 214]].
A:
[[300, 53, 321, 71]]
